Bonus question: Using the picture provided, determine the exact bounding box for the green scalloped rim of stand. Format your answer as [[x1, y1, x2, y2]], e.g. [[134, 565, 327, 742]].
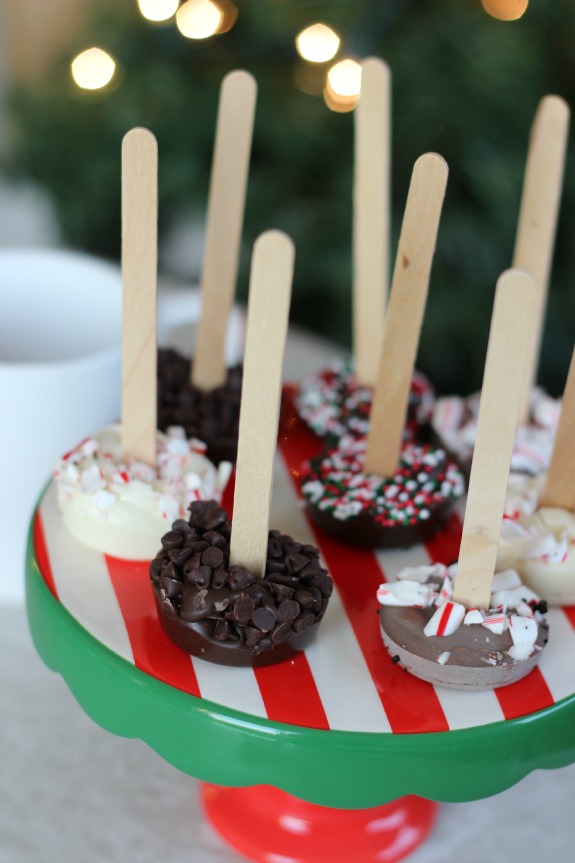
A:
[[26, 529, 575, 810]]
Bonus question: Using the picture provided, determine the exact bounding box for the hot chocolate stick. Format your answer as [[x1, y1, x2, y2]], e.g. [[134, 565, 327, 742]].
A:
[[364, 153, 448, 477], [353, 57, 391, 387], [229, 231, 295, 576], [540, 345, 575, 510], [192, 70, 257, 391], [121, 127, 158, 466], [513, 95, 570, 424], [453, 269, 536, 610]]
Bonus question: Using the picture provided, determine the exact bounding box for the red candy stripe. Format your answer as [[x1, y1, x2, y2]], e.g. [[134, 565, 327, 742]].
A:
[[254, 656, 330, 730], [34, 512, 58, 599], [221, 468, 236, 517], [105, 554, 202, 698], [424, 510, 462, 567], [436, 602, 455, 637], [494, 666, 554, 720], [562, 606, 575, 631]]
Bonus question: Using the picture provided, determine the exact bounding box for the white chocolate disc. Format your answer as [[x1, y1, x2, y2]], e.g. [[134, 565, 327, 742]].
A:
[[432, 388, 560, 475], [498, 507, 575, 606], [53, 424, 231, 559]]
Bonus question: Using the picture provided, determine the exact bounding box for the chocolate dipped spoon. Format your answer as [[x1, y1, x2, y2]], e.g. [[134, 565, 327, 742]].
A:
[[379, 269, 550, 690], [54, 129, 230, 560], [151, 231, 333, 666], [432, 95, 570, 476], [295, 58, 435, 444], [498, 343, 575, 606], [301, 153, 464, 548], [157, 70, 257, 463]]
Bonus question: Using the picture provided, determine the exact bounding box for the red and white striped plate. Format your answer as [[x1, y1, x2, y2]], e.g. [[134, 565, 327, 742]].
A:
[[33, 392, 575, 735]]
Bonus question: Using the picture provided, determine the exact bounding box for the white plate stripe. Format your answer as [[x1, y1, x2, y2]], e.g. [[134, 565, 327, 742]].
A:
[[303, 596, 393, 733], [432, 687, 505, 729], [537, 609, 575, 703], [40, 484, 134, 664], [274, 456, 393, 733], [191, 659, 268, 718]]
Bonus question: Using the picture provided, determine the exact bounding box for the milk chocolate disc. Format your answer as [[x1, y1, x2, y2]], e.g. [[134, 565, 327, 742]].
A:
[[379, 602, 549, 691]]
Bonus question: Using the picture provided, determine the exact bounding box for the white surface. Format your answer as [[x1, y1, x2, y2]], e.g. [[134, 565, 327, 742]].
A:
[[3, 607, 575, 863], [0, 249, 123, 606]]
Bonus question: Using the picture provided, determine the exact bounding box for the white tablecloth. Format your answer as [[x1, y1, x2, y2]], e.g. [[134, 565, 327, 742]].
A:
[[3, 607, 575, 863]]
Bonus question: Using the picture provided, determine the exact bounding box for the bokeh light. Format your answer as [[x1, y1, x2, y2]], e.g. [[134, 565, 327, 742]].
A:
[[137, 0, 180, 22], [327, 58, 361, 96], [481, 0, 529, 21], [296, 23, 340, 63], [71, 47, 116, 90], [176, 0, 223, 39], [324, 59, 362, 113]]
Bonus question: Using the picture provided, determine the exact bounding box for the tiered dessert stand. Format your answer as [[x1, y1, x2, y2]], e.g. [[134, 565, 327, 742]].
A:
[[26, 392, 575, 863]]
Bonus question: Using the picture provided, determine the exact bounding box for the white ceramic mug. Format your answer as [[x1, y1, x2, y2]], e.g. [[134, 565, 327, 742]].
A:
[[0, 247, 243, 605]]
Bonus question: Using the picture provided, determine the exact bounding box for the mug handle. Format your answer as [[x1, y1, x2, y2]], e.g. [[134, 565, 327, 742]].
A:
[[157, 285, 245, 366]]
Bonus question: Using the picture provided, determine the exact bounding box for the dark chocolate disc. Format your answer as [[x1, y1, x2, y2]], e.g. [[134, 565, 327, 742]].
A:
[[150, 500, 333, 667], [301, 437, 465, 549], [157, 348, 242, 464], [295, 358, 435, 442]]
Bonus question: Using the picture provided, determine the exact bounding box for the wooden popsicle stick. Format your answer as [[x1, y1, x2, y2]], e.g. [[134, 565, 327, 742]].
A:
[[121, 127, 158, 466], [353, 57, 391, 387], [364, 153, 448, 477], [453, 270, 536, 610], [540, 345, 575, 509], [229, 231, 295, 576], [192, 70, 257, 391], [513, 95, 570, 424]]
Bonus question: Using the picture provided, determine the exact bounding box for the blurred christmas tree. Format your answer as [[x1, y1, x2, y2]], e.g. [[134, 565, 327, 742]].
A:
[[4, 0, 575, 394]]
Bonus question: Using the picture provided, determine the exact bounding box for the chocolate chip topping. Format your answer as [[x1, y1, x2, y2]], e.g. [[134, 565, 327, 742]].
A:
[[150, 500, 333, 658], [157, 348, 242, 465]]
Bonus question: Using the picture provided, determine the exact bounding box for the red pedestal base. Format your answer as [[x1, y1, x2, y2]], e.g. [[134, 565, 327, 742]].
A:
[[200, 784, 437, 863]]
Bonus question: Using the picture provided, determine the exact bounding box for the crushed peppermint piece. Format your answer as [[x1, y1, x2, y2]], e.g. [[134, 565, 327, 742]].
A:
[[377, 581, 437, 607], [424, 601, 466, 637], [464, 609, 484, 625], [385, 563, 546, 648], [81, 464, 106, 494], [491, 583, 541, 610], [481, 614, 508, 635], [53, 423, 231, 524], [491, 568, 522, 592], [508, 614, 538, 661], [432, 389, 560, 476], [397, 564, 446, 583], [93, 489, 116, 510]]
